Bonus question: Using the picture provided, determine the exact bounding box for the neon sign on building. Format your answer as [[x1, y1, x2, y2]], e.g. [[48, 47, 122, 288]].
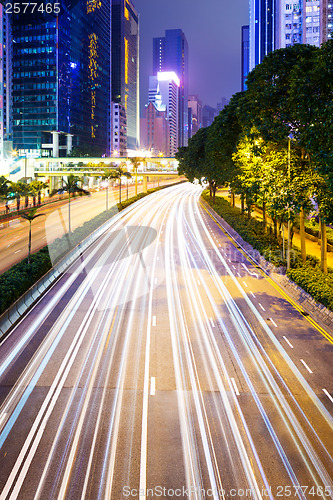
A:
[[88, 33, 98, 137]]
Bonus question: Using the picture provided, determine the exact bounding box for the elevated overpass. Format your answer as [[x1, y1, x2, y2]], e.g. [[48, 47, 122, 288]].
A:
[[9, 156, 181, 192]]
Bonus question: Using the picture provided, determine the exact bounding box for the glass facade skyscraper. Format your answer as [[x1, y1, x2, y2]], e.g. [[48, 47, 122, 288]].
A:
[[249, 0, 276, 70], [11, 0, 111, 156], [241, 25, 250, 91], [111, 0, 139, 151], [153, 29, 188, 149]]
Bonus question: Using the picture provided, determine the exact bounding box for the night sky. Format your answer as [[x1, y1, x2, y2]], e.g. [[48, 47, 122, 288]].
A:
[[133, 0, 249, 114]]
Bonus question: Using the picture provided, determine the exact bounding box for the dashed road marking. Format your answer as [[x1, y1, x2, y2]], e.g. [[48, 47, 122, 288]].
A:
[[231, 378, 240, 396], [300, 359, 313, 374], [283, 336, 294, 349]]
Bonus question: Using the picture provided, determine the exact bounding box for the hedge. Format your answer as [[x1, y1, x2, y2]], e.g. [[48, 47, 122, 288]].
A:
[[202, 191, 333, 312], [0, 184, 175, 315], [201, 191, 284, 266]]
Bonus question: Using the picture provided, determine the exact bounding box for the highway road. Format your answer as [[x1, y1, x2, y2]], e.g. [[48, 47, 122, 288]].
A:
[[0, 182, 332, 499], [0, 178, 175, 274]]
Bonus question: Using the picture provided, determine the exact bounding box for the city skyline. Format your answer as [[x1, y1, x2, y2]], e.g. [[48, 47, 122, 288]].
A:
[[133, 0, 249, 112]]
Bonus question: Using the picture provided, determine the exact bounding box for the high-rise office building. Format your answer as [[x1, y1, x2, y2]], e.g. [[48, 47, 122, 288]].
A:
[[188, 95, 202, 137], [140, 102, 169, 156], [111, 0, 139, 152], [153, 29, 189, 148], [241, 25, 250, 90], [249, 0, 276, 70], [10, 0, 111, 157], [202, 105, 217, 128], [0, 5, 4, 161], [250, 0, 333, 73], [142, 71, 179, 156]]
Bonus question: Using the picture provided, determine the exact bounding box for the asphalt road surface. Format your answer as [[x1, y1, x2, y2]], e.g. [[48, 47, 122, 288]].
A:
[[0, 183, 332, 500], [0, 178, 175, 274]]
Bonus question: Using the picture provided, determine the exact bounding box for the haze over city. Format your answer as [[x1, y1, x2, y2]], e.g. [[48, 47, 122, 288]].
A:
[[134, 0, 249, 110], [0, 1, 333, 499]]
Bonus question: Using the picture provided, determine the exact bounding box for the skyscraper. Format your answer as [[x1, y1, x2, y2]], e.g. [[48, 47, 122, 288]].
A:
[[188, 95, 202, 137], [249, 0, 276, 70], [10, 0, 111, 157], [0, 5, 4, 161], [241, 25, 250, 91], [153, 29, 189, 148], [111, 0, 139, 152], [142, 71, 179, 156], [250, 0, 333, 73]]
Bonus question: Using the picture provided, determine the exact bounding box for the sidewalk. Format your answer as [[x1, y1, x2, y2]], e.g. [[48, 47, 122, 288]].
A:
[[216, 188, 333, 269]]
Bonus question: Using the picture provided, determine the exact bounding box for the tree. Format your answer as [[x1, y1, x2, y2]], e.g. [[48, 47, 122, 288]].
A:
[[232, 133, 265, 219], [206, 92, 243, 201], [242, 44, 319, 144], [51, 174, 90, 233], [129, 157, 142, 196], [0, 176, 9, 204], [100, 168, 114, 210], [67, 144, 104, 158], [29, 180, 48, 206], [21, 207, 45, 264], [9, 181, 28, 212], [109, 167, 131, 204]]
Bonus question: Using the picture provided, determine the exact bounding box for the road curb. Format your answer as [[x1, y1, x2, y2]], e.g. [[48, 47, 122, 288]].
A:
[[201, 198, 333, 332]]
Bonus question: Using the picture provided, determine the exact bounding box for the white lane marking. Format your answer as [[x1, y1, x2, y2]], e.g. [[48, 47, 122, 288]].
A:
[[231, 378, 240, 396], [237, 272, 241, 278], [0, 413, 7, 427], [232, 265, 236, 270], [14, 250, 21, 254], [197, 280, 200, 285], [323, 389, 333, 404], [259, 303, 265, 311], [269, 318, 278, 328], [283, 336, 294, 349], [241, 263, 259, 278], [250, 291, 256, 298], [242, 281, 248, 288], [152, 316, 156, 327], [150, 377, 156, 396], [228, 258, 231, 263], [300, 359, 313, 374], [209, 318, 215, 328]]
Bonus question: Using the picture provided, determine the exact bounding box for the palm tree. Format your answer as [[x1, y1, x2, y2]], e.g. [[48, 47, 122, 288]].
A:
[[21, 207, 45, 264], [29, 180, 48, 206], [110, 167, 132, 204], [51, 174, 90, 233], [129, 157, 141, 196], [100, 168, 114, 210], [9, 181, 28, 212]]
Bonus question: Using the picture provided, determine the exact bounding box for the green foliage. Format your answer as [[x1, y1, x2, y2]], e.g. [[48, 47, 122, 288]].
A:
[[67, 144, 104, 157], [0, 248, 51, 314], [287, 265, 333, 310], [202, 191, 284, 266], [243, 44, 319, 144], [203, 191, 333, 311]]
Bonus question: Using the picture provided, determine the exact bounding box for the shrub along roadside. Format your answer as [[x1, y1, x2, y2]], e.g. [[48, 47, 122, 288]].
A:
[[0, 184, 176, 315], [202, 191, 333, 312]]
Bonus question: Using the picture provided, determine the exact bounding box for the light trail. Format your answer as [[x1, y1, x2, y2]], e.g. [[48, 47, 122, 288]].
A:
[[0, 183, 332, 499]]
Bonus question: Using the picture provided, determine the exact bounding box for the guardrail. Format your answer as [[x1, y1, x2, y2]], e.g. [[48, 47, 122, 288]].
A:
[[0, 195, 139, 340]]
